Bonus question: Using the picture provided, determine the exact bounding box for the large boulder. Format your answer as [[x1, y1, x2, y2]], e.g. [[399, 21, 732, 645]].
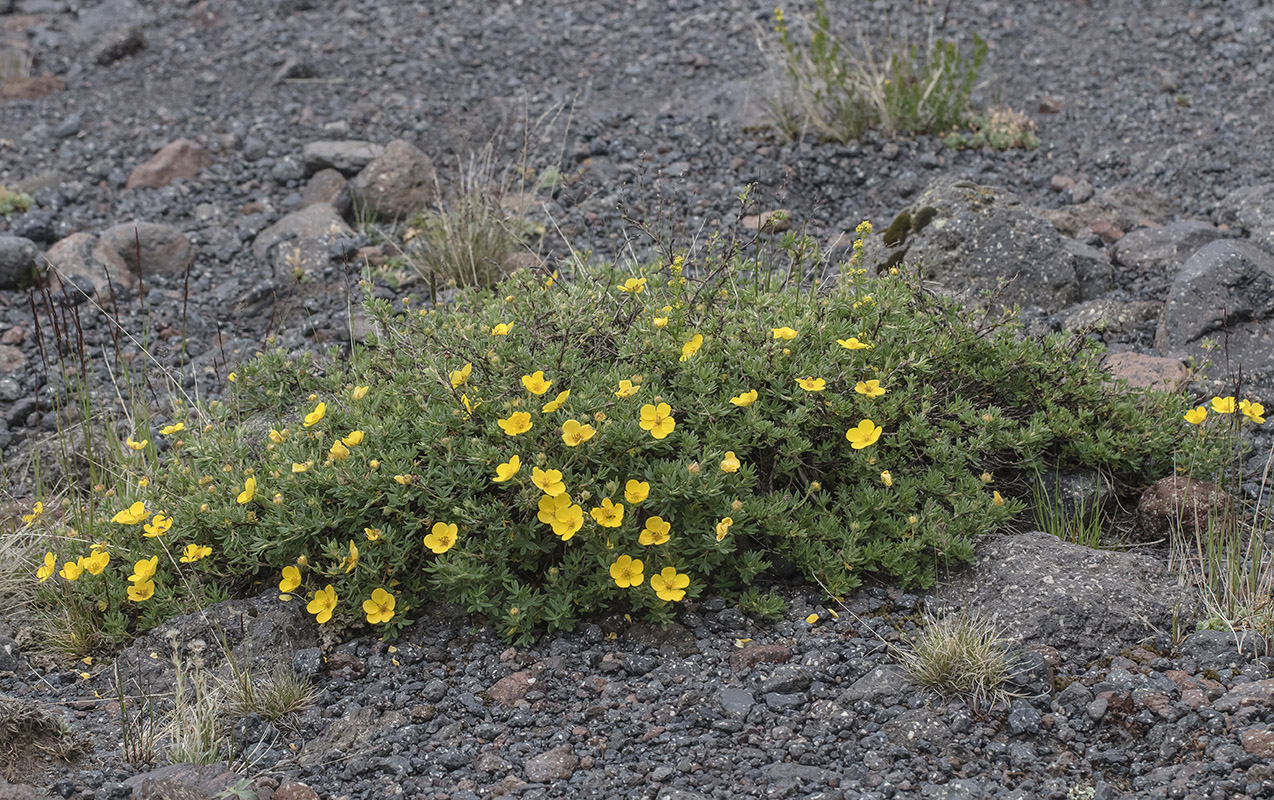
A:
[[349, 139, 437, 222], [1155, 239, 1274, 393], [1215, 182, 1274, 255], [934, 531, 1195, 661], [867, 178, 1112, 314], [42, 232, 135, 302], [301, 140, 383, 177], [99, 221, 195, 276], [251, 202, 352, 284]]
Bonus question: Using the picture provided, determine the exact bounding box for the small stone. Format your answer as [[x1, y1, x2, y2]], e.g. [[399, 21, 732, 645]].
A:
[[741, 210, 792, 234], [1050, 174, 1076, 193], [729, 643, 790, 672], [1101, 352, 1187, 393], [488, 671, 534, 705], [523, 744, 578, 783], [275, 783, 320, 800], [1038, 96, 1063, 114], [126, 139, 212, 189], [1088, 219, 1124, 243]]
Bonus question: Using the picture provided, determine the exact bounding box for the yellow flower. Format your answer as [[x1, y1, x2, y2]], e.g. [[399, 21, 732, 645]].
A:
[[59, 560, 83, 582], [364, 527, 382, 542], [653, 317, 669, 329], [715, 517, 733, 542], [307, 585, 338, 623], [806, 613, 820, 625], [639, 516, 671, 546], [541, 389, 571, 413], [610, 555, 645, 588], [720, 451, 741, 473], [269, 428, 286, 443], [329, 440, 350, 461], [363, 588, 396, 625], [129, 555, 159, 583], [1211, 396, 1236, 414], [394, 474, 413, 485], [279, 565, 302, 593], [855, 380, 886, 398], [339, 540, 359, 573], [227, 372, 237, 383], [461, 394, 481, 419], [341, 430, 364, 447], [126, 437, 148, 451], [424, 522, 458, 554], [82, 549, 110, 574], [837, 337, 872, 350], [639, 403, 676, 439], [532, 467, 566, 496], [494, 455, 522, 483], [650, 567, 690, 602], [880, 470, 893, 487], [796, 377, 826, 392], [551, 503, 585, 540], [159, 423, 185, 435], [615, 380, 639, 398], [22, 501, 43, 525], [353, 385, 370, 400], [680, 334, 704, 362], [562, 419, 597, 447], [143, 513, 173, 538], [112, 501, 150, 525], [237, 476, 257, 504], [1240, 400, 1266, 424], [730, 389, 758, 407], [303, 402, 326, 427], [521, 370, 553, 396], [590, 498, 625, 528], [127, 580, 155, 602], [491, 322, 514, 336], [1184, 406, 1208, 425], [618, 277, 647, 294], [37, 552, 56, 582], [992, 491, 1005, 507], [449, 363, 473, 389], [179, 544, 211, 564], [981, 472, 994, 484], [845, 419, 882, 449], [497, 411, 532, 436], [624, 480, 650, 504], [292, 461, 312, 473], [771, 327, 797, 340]]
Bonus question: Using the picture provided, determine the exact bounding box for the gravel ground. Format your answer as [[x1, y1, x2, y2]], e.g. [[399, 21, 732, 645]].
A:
[[3, 0, 1274, 797]]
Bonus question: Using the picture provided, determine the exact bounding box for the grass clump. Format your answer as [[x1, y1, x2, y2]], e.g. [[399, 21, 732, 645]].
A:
[[20, 220, 1233, 644], [765, 0, 985, 142], [0, 184, 33, 217], [896, 609, 1013, 712]]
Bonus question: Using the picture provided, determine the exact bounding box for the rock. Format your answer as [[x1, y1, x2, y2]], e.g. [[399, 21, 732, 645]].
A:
[[1060, 237, 1115, 302], [251, 202, 352, 284], [126, 139, 212, 189], [884, 708, 953, 748], [756, 664, 811, 694], [1041, 183, 1175, 237], [1181, 630, 1267, 670], [0, 635, 23, 672], [301, 140, 383, 177], [1088, 219, 1124, 244], [742, 209, 793, 234], [0, 777, 52, 799], [1033, 468, 1114, 528], [299, 168, 350, 213], [349, 139, 437, 221], [1038, 96, 1063, 114], [1062, 298, 1161, 336], [0, 345, 26, 374], [867, 178, 1106, 313], [1241, 730, 1274, 759], [42, 232, 135, 302], [1108, 220, 1225, 275], [1155, 240, 1274, 391], [0, 75, 65, 101], [522, 744, 578, 782], [1215, 182, 1274, 255], [274, 783, 320, 800], [1101, 352, 1188, 392], [124, 763, 242, 800], [717, 687, 754, 718], [488, 671, 535, 705], [99, 222, 194, 276], [840, 664, 913, 705], [91, 25, 145, 65], [729, 643, 790, 672], [1068, 180, 1095, 204], [1136, 476, 1237, 543], [0, 236, 39, 289], [934, 531, 1196, 659]]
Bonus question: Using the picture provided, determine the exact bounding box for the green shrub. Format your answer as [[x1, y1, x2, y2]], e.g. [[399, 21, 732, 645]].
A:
[[766, 1, 985, 142], [26, 224, 1233, 644], [0, 185, 33, 217]]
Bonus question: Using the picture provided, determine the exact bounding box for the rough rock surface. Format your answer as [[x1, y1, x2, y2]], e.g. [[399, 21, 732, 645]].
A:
[[348, 139, 437, 221]]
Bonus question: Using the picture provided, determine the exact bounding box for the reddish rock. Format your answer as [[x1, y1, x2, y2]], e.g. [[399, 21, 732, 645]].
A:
[[1179, 688, 1208, 710], [1102, 352, 1188, 392], [0, 344, 25, 374], [349, 139, 437, 221], [1089, 219, 1125, 243], [274, 783, 319, 800], [43, 232, 135, 301], [488, 670, 535, 705], [0, 75, 64, 101], [1135, 476, 1237, 543], [729, 643, 791, 672], [100, 221, 194, 276], [1241, 729, 1274, 758], [1038, 96, 1063, 114], [742, 209, 792, 234], [126, 138, 212, 189], [1050, 174, 1076, 193], [1, 326, 25, 345], [522, 744, 578, 782]]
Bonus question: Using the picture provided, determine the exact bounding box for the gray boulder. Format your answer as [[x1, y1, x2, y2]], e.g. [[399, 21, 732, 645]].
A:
[[0, 236, 39, 289], [867, 177, 1111, 313], [251, 202, 352, 284], [934, 531, 1195, 660], [99, 221, 194, 276], [1215, 182, 1274, 255], [301, 140, 383, 177], [349, 139, 438, 222], [1109, 220, 1225, 274], [42, 232, 135, 302], [1155, 239, 1274, 392]]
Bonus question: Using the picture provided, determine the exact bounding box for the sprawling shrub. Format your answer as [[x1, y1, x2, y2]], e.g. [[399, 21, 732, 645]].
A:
[[28, 226, 1230, 644]]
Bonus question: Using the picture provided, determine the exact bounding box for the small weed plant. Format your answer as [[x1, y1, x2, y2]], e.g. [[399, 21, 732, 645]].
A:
[[0, 184, 33, 217], [896, 608, 1014, 713], [943, 106, 1039, 151], [1032, 478, 1104, 549], [765, 0, 985, 142], [17, 218, 1236, 644]]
